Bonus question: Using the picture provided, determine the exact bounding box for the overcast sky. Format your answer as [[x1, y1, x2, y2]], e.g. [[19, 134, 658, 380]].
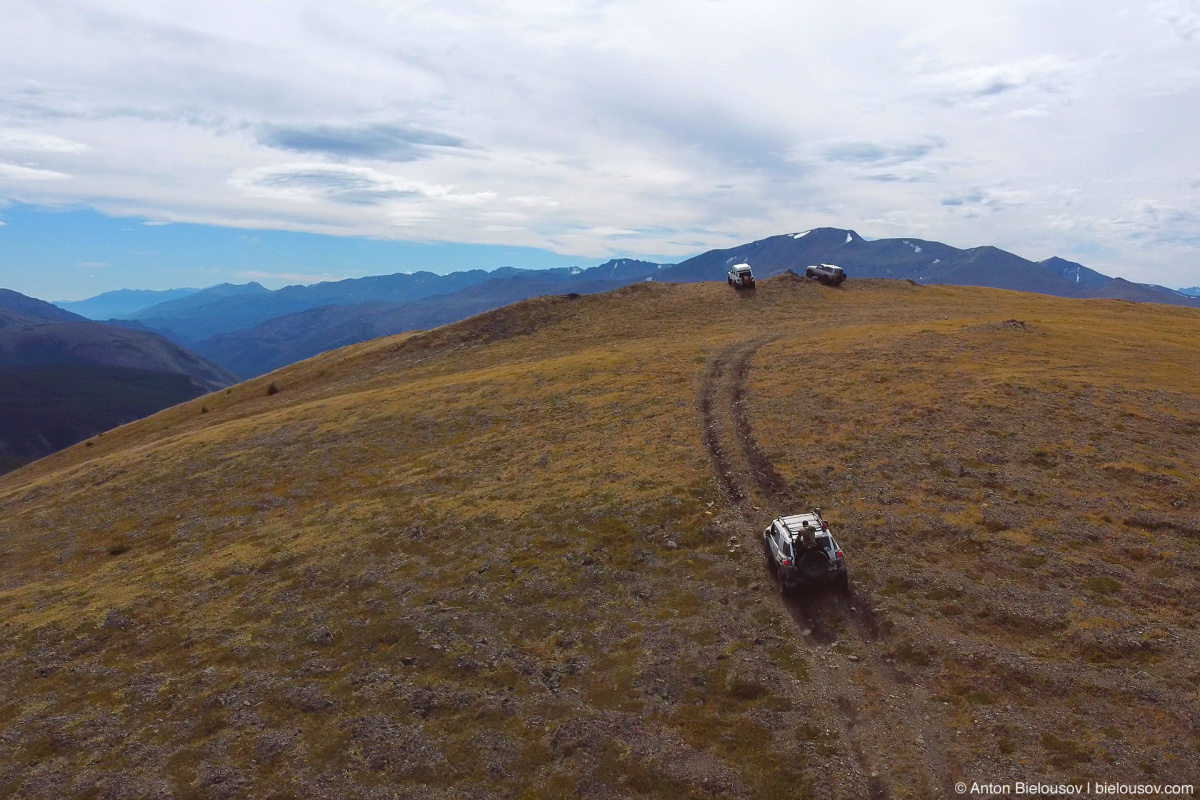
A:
[[2, 0, 1199, 298]]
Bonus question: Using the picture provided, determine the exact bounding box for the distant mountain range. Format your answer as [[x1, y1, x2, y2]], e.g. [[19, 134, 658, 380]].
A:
[[192, 273, 640, 378], [0, 290, 235, 473], [54, 287, 202, 320], [119, 261, 668, 344], [70, 259, 663, 377], [37, 227, 1200, 383], [1180, 287, 1200, 297]]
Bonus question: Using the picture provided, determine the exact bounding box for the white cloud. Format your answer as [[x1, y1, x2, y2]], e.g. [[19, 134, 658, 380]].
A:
[[0, 131, 89, 153], [912, 55, 1080, 106], [790, 137, 946, 168], [229, 163, 496, 206], [1007, 108, 1050, 120], [0, 162, 71, 181], [1155, 0, 1200, 40], [0, 0, 1197, 281]]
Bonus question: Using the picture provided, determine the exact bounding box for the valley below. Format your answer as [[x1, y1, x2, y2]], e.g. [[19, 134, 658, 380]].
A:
[[1, 277, 1197, 799]]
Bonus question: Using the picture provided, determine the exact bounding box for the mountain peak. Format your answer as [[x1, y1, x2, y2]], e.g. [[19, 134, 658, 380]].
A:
[[1037, 256, 1112, 291], [210, 281, 269, 294], [0, 288, 87, 323]]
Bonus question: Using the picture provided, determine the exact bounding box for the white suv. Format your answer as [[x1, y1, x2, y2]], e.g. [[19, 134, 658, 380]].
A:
[[762, 509, 848, 593], [727, 263, 756, 289]]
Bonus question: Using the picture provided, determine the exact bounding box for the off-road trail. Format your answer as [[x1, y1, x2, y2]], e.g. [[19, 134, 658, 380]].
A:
[[699, 335, 956, 800]]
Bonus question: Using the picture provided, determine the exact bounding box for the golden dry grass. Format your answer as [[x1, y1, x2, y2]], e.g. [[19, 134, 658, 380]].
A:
[[1, 277, 1197, 799]]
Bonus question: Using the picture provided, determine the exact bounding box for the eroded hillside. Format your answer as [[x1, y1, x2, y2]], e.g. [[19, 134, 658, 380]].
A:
[[1, 278, 1197, 799]]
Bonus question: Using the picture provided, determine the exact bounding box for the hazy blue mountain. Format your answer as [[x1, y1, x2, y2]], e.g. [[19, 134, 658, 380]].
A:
[[1080, 278, 1200, 307], [127, 281, 272, 339], [0, 366, 205, 474], [1180, 287, 1200, 297], [0, 288, 237, 473], [0, 288, 87, 324], [192, 273, 640, 378], [129, 261, 665, 344], [130, 274, 500, 342], [54, 287, 201, 320], [0, 312, 236, 391]]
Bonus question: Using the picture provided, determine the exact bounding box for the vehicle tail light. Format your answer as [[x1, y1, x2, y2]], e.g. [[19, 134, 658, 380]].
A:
[[821, 522, 829, 531], [783, 559, 791, 566], [836, 551, 843, 559]]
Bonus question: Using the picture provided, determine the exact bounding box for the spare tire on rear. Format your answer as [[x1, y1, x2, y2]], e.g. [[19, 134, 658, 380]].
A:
[[798, 549, 831, 580]]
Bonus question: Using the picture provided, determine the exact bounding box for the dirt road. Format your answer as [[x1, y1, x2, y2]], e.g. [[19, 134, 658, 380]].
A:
[[699, 337, 956, 800]]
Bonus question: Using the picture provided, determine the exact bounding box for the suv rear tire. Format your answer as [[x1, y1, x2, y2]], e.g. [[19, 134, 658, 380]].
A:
[[797, 549, 831, 580]]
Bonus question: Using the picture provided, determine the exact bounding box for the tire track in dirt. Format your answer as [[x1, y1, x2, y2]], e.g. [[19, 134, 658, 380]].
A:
[[728, 340, 882, 644], [838, 696, 893, 800], [700, 338, 886, 800], [724, 336, 952, 799], [728, 341, 871, 651], [699, 347, 747, 507], [729, 340, 790, 506]]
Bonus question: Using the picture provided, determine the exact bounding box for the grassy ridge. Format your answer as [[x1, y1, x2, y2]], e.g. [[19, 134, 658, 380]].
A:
[[0, 279, 1197, 798]]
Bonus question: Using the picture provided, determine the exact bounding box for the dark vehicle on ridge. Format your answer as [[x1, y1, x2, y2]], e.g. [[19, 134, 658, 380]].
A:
[[806, 263, 846, 285]]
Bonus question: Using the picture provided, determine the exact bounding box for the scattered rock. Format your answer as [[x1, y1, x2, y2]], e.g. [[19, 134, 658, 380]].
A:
[[300, 658, 340, 677], [254, 731, 297, 765], [286, 684, 334, 713], [307, 627, 335, 647], [102, 610, 132, 630]]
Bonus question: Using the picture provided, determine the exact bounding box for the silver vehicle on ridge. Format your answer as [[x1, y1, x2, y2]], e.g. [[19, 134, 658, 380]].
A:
[[805, 264, 846, 285], [762, 509, 848, 593]]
